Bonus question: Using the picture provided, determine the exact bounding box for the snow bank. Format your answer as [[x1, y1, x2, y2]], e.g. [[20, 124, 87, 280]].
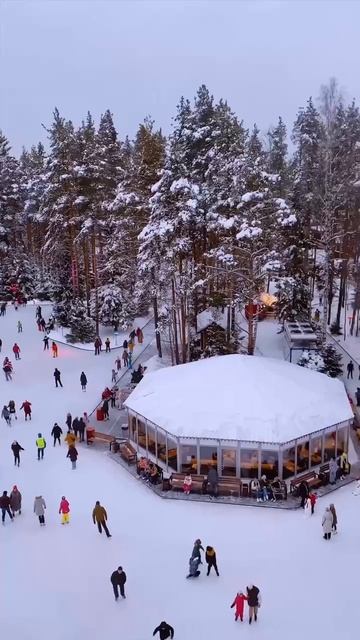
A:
[[125, 354, 352, 442]]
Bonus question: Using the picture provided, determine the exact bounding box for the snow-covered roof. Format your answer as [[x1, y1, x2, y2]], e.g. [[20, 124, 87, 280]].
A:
[[124, 354, 352, 443], [196, 307, 227, 332]]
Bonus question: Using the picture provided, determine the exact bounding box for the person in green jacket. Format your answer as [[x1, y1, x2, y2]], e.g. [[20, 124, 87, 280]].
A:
[[36, 433, 46, 460]]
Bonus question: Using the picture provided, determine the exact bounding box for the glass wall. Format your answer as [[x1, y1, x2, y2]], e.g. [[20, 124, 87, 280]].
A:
[[181, 442, 198, 474], [282, 444, 296, 479], [167, 435, 178, 471], [336, 424, 348, 456], [323, 430, 336, 461], [137, 419, 146, 450], [156, 427, 167, 465], [221, 448, 237, 477], [200, 444, 218, 474], [310, 433, 322, 467], [129, 415, 137, 444], [260, 448, 279, 480], [147, 422, 156, 455], [240, 446, 259, 478], [296, 440, 309, 474]]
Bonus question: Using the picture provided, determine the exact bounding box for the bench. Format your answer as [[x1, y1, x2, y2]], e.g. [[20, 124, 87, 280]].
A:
[[87, 430, 115, 450], [290, 471, 322, 495], [170, 473, 206, 493], [218, 477, 241, 497], [318, 463, 330, 485], [119, 441, 137, 465]]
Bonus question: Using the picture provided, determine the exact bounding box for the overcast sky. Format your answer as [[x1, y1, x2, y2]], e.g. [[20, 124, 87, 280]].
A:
[[1, 0, 360, 155]]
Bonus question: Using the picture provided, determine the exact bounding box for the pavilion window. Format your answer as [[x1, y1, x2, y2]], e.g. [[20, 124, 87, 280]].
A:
[[282, 444, 296, 479], [323, 430, 336, 462], [310, 434, 322, 467]]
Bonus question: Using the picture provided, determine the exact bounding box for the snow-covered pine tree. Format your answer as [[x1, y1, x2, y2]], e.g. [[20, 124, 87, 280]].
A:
[[66, 298, 96, 343], [320, 343, 343, 378], [297, 350, 324, 372], [267, 117, 288, 197]]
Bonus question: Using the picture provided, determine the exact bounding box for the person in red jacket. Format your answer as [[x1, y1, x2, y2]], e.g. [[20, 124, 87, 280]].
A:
[[309, 491, 317, 515], [230, 591, 248, 622], [20, 400, 32, 420], [59, 496, 70, 524], [12, 343, 21, 360]]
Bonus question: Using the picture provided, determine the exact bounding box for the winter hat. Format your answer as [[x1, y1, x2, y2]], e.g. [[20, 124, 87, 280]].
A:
[[13, 485, 17, 491], [38, 433, 41, 437], [62, 496, 66, 500]]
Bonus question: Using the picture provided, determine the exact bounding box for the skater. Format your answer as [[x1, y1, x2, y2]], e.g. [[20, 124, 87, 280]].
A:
[[94, 336, 102, 355], [40, 318, 46, 331], [54, 367, 63, 387], [65, 430, 76, 447], [111, 368, 117, 383], [136, 326, 143, 344], [183, 474, 192, 495], [34, 495, 46, 526], [36, 433, 46, 460], [80, 371, 87, 391], [207, 465, 219, 498], [322, 506, 333, 540], [128, 351, 133, 369], [329, 503, 338, 533], [36, 305, 42, 319], [67, 445, 78, 470], [347, 360, 354, 379], [187, 555, 201, 578], [128, 338, 134, 354], [115, 356, 121, 372], [59, 496, 70, 524], [191, 538, 204, 563], [247, 584, 261, 624], [12, 343, 21, 360], [43, 335, 49, 350], [298, 480, 309, 508], [20, 400, 31, 420], [11, 441, 24, 466], [110, 388, 116, 408], [314, 308, 320, 322], [122, 349, 129, 367], [0, 491, 13, 524], [230, 591, 248, 622], [92, 500, 111, 537], [153, 621, 174, 640], [9, 486, 22, 516], [83, 411, 89, 425], [102, 398, 109, 421], [205, 545, 219, 576], [51, 423, 63, 446], [8, 399, 17, 420], [129, 328, 136, 342], [0, 337, 2, 351], [78, 417, 86, 442], [105, 337, 111, 353], [1, 405, 11, 425], [0, 302, 6, 315], [110, 566, 127, 600], [66, 412, 72, 430], [52, 341, 58, 357], [122, 339, 128, 349], [3, 360, 12, 381], [17, 320, 22, 333], [309, 491, 317, 515]]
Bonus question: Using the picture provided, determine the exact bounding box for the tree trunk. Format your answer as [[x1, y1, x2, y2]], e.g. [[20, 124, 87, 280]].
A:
[[172, 279, 180, 365], [91, 230, 99, 335], [151, 268, 162, 358]]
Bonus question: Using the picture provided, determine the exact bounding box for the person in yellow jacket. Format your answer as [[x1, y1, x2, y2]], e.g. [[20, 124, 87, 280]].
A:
[[92, 500, 111, 538], [36, 433, 46, 460], [65, 430, 76, 447]]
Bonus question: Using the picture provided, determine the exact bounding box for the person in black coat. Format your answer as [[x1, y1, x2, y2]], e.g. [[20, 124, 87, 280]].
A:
[[110, 566, 127, 600], [43, 335, 49, 350], [78, 417, 86, 442], [153, 621, 174, 639], [205, 545, 219, 576], [80, 372, 87, 391], [298, 480, 309, 508], [246, 584, 261, 624], [11, 441, 24, 466], [102, 398, 109, 420], [0, 491, 14, 523], [51, 423, 63, 446], [54, 368, 63, 388], [72, 417, 79, 439], [123, 339, 128, 349]]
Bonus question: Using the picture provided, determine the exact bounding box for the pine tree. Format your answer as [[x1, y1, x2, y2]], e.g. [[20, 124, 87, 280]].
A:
[[66, 298, 96, 343], [320, 343, 343, 378]]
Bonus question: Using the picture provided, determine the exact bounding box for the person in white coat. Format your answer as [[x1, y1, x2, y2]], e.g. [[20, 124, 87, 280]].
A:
[[322, 507, 333, 540], [34, 496, 46, 526], [352, 478, 360, 496]]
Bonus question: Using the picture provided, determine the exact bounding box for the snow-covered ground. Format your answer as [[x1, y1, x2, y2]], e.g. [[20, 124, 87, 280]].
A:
[[1, 306, 360, 640]]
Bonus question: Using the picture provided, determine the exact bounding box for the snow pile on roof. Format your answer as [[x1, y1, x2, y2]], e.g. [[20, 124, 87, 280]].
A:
[[196, 307, 227, 332], [125, 354, 352, 442]]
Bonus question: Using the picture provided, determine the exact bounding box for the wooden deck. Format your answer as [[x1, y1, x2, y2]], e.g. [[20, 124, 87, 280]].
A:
[[107, 450, 360, 510]]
